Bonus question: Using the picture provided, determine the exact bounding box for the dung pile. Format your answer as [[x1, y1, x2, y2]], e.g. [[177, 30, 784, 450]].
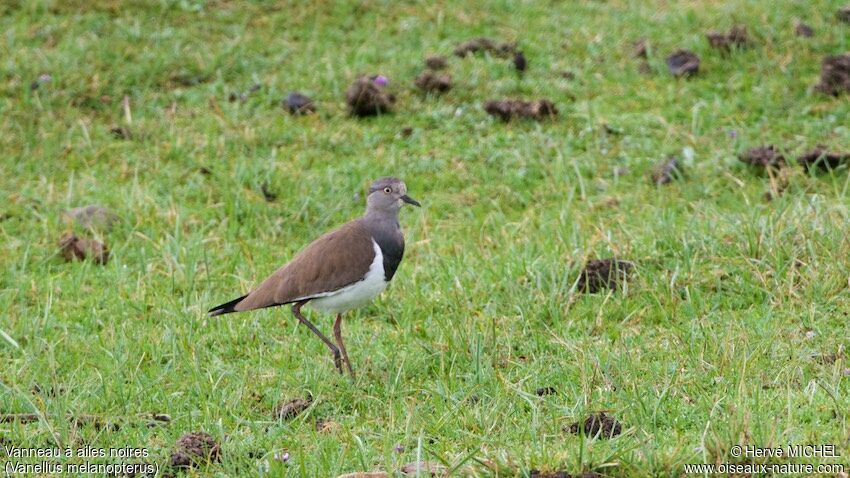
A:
[[706, 25, 749, 52], [483, 99, 557, 121], [738, 145, 785, 169], [454, 38, 516, 57], [346, 76, 395, 116], [415, 72, 452, 93], [814, 54, 850, 96], [169, 431, 221, 469], [666, 50, 700, 77]]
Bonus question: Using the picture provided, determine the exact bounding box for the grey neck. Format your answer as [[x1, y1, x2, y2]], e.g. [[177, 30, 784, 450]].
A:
[[363, 207, 400, 224], [360, 208, 405, 281]]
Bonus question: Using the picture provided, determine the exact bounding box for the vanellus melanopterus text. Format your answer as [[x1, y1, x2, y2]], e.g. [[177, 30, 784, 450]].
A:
[[209, 177, 420, 378]]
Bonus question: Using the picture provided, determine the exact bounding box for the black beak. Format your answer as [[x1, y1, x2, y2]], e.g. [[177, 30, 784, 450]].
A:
[[401, 194, 421, 207]]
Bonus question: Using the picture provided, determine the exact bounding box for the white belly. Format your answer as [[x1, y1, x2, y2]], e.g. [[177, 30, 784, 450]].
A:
[[308, 241, 388, 314]]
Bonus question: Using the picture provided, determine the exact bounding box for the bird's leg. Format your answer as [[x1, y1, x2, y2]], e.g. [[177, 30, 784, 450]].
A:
[[291, 301, 343, 374], [333, 314, 356, 379]]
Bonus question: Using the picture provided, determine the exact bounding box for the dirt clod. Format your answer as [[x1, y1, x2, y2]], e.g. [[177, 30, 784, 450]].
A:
[[400, 461, 447, 476], [812, 348, 843, 365], [415, 72, 452, 93], [797, 145, 850, 170], [837, 6, 850, 23], [577, 259, 633, 293], [315, 417, 339, 432], [814, 54, 850, 96], [536, 386, 557, 396], [59, 233, 109, 265], [274, 397, 312, 420], [284, 92, 315, 115], [483, 99, 558, 121], [454, 38, 516, 58], [346, 76, 395, 116], [425, 56, 448, 70], [169, 431, 221, 469], [513, 51, 527, 73], [146, 413, 171, 427], [706, 25, 749, 52], [738, 145, 785, 169], [796, 22, 814, 37], [261, 183, 277, 202], [666, 50, 700, 77], [63, 205, 119, 232], [568, 412, 622, 439], [110, 126, 131, 140], [652, 157, 683, 185]]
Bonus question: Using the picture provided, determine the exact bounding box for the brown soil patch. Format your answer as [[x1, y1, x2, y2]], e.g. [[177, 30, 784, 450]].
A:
[[58, 233, 109, 265], [454, 38, 516, 58], [425, 56, 448, 70], [568, 412, 622, 439], [666, 50, 700, 77], [284, 92, 316, 114], [315, 417, 339, 432], [110, 126, 131, 140], [274, 396, 312, 420], [652, 157, 683, 184], [577, 259, 633, 293], [797, 145, 850, 170], [483, 99, 557, 121], [169, 431, 221, 469], [514, 51, 527, 73], [261, 183, 277, 202], [536, 386, 557, 396], [814, 54, 850, 96], [706, 25, 749, 52], [738, 145, 785, 168], [796, 22, 814, 37], [346, 76, 395, 116], [415, 72, 452, 93]]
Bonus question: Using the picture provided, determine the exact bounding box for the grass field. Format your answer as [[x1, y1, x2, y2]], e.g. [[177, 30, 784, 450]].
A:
[[2, 0, 850, 476]]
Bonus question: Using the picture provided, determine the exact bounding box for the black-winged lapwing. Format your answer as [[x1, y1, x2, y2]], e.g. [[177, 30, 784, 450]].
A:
[[209, 177, 420, 378]]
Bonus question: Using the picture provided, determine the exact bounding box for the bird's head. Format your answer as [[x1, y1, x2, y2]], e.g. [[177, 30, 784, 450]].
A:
[[366, 177, 420, 214]]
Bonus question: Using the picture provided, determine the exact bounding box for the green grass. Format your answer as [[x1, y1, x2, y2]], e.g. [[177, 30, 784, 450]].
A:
[[2, 0, 850, 476]]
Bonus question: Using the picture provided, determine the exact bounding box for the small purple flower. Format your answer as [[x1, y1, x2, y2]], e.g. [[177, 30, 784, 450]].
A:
[[373, 75, 389, 87], [394, 443, 404, 453], [274, 451, 290, 463], [727, 129, 737, 139]]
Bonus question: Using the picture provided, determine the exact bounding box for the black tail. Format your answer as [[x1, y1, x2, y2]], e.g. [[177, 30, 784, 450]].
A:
[[208, 294, 247, 317]]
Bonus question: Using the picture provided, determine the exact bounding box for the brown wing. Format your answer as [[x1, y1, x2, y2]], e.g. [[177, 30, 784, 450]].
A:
[[234, 220, 375, 312]]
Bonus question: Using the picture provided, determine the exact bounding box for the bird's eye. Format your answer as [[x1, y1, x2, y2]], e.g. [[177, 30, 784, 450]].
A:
[[383, 187, 392, 194]]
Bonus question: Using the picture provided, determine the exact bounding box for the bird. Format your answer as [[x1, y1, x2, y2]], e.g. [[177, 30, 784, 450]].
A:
[[208, 177, 420, 378]]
